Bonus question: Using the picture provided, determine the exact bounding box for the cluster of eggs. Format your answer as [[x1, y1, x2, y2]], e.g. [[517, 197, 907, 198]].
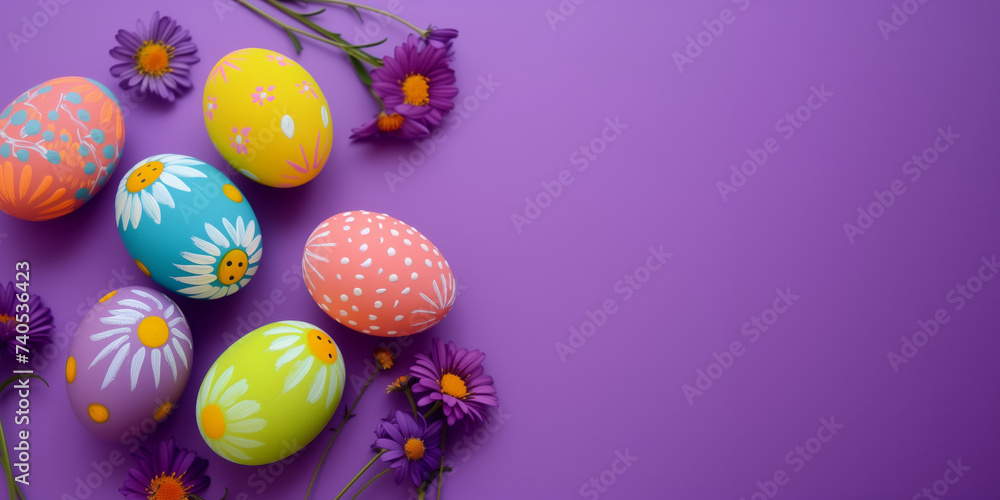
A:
[[5, 49, 457, 467]]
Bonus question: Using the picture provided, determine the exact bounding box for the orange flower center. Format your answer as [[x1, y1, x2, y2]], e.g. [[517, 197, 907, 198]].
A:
[[440, 373, 468, 399], [0, 314, 10, 323], [404, 437, 425, 460], [376, 113, 405, 132], [401, 74, 430, 106], [136, 42, 173, 77], [147, 472, 189, 500]]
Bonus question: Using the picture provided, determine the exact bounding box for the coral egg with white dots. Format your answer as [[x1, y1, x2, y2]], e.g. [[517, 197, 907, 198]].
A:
[[65, 286, 193, 441], [302, 211, 456, 337]]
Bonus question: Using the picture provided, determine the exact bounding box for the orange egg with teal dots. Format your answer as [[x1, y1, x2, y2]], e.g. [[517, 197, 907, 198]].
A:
[[115, 154, 262, 300], [66, 286, 194, 441]]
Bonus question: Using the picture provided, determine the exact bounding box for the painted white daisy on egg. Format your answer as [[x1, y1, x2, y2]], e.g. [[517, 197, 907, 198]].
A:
[[263, 322, 344, 409], [115, 154, 207, 230], [197, 364, 267, 463], [410, 272, 458, 329], [88, 288, 192, 391], [173, 216, 261, 299], [302, 221, 334, 291]]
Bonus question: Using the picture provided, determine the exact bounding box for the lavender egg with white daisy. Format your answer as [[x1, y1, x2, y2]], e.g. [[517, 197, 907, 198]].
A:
[[115, 154, 261, 300], [66, 286, 193, 441]]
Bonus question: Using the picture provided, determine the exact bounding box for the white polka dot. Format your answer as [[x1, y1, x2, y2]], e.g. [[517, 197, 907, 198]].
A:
[[393, 300, 399, 307], [336, 274, 342, 280], [347, 237, 352, 243], [361, 228, 370, 235], [361, 258, 372, 268], [369, 314, 377, 321], [378, 268, 383, 275], [433, 249, 440, 256], [339, 310, 348, 316], [352, 305, 359, 312], [370, 326, 380, 330], [402, 287, 410, 294], [340, 294, 349, 302], [343, 225, 350, 231], [406, 229, 414, 235], [348, 320, 357, 326], [355, 274, 365, 280], [404, 257, 412, 266], [421, 244, 429, 251], [411, 272, 419, 280], [321, 304, 329, 311], [374, 301, 382, 308], [360, 244, 368, 252], [362, 329, 370, 333], [391, 229, 400, 236], [387, 331, 397, 335], [438, 261, 443, 269], [323, 295, 332, 303], [395, 315, 404, 321], [353, 288, 363, 296], [340, 257, 350, 264], [387, 247, 396, 257], [389, 274, 398, 282], [425, 259, 432, 267], [345, 217, 355, 222], [403, 239, 412, 246], [376, 288, 387, 294], [377, 215, 386, 220]]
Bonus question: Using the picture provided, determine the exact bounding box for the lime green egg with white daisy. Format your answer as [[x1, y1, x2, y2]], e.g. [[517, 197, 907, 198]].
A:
[[115, 154, 262, 300], [195, 320, 346, 465]]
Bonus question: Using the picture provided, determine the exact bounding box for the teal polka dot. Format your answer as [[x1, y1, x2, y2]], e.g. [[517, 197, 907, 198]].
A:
[[15, 150, 28, 162], [10, 110, 27, 126], [0, 144, 9, 158], [107, 162, 116, 175], [64, 92, 81, 104], [45, 150, 61, 164], [102, 145, 115, 159], [79, 145, 89, 157], [97, 176, 107, 187], [61, 134, 69, 142], [43, 130, 54, 141], [84, 162, 96, 175], [23, 120, 41, 136], [47, 110, 59, 121], [36, 86, 52, 95], [77, 109, 90, 122], [90, 129, 105, 144], [14, 93, 27, 104], [0, 106, 11, 120], [75, 188, 88, 199]]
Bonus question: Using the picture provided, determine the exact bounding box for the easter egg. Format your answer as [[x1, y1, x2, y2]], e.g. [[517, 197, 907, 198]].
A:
[[115, 154, 261, 300], [195, 321, 345, 465], [66, 286, 193, 441], [203, 48, 332, 187], [302, 211, 456, 337], [0, 76, 124, 220]]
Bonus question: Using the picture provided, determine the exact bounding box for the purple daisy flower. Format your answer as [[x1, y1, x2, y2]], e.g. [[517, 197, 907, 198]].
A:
[[424, 27, 458, 56], [371, 35, 458, 128], [109, 11, 199, 102], [374, 410, 443, 486], [119, 438, 211, 500], [0, 281, 53, 357], [410, 338, 499, 428], [350, 109, 431, 141]]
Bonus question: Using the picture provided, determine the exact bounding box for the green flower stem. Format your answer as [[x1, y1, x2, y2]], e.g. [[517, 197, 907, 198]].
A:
[[334, 450, 386, 500], [404, 386, 419, 417], [0, 412, 24, 500], [350, 468, 389, 499], [308, 0, 427, 36], [423, 401, 442, 419], [436, 426, 447, 500], [234, 0, 373, 56], [263, 0, 383, 67], [304, 367, 380, 500]]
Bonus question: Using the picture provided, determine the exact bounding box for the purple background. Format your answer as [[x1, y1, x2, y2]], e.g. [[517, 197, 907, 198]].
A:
[[2, 0, 999, 498]]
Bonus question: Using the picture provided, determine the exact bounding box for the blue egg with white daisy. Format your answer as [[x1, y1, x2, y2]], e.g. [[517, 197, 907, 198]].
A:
[[115, 154, 262, 300]]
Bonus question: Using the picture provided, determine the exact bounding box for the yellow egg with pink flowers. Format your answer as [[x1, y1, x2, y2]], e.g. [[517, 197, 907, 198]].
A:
[[203, 48, 332, 188]]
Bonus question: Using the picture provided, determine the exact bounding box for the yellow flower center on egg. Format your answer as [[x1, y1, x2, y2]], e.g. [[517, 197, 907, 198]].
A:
[[217, 249, 249, 285], [404, 437, 426, 460], [376, 113, 405, 132], [401, 74, 430, 106], [135, 259, 151, 277], [136, 41, 174, 77], [88, 403, 110, 423], [66, 356, 77, 384], [307, 329, 338, 364], [201, 404, 226, 440], [153, 401, 174, 421], [146, 472, 189, 500], [440, 373, 468, 399], [137, 316, 169, 348], [126, 161, 164, 193], [223, 184, 243, 203]]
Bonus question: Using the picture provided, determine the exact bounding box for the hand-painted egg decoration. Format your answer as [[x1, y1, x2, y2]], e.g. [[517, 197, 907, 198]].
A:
[[195, 321, 345, 465], [115, 154, 261, 300], [66, 286, 193, 441], [0, 76, 124, 220], [302, 211, 456, 337], [203, 48, 332, 187]]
